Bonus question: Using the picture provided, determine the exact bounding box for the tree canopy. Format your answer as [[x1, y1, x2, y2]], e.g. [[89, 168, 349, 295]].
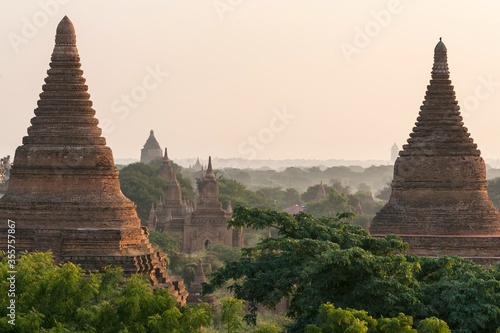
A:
[[119, 162, 194, 224], [0, 252, 212, 332], [203, 207, 500, 333]]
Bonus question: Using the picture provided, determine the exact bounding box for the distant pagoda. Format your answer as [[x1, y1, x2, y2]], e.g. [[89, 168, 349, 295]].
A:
[[140, 130, 163, 164], [370, 39, 500, 262], [0, 16, 187, 303]]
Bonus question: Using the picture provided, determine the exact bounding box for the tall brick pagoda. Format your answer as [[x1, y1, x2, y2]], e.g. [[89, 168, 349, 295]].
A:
[[0, 16, 187, 302], [370, 39, 500, 262], [140, 130, 163, 164]]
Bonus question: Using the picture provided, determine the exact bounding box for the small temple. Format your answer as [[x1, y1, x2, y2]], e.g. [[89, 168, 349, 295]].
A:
[[370, 39, 500, 263], [140, 130, 163, 164], [0, 16, 187, 303], [148, 154, 242, 253]]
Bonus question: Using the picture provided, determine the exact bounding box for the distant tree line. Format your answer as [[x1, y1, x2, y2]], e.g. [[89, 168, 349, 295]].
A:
[[119, 161, 385, 229]]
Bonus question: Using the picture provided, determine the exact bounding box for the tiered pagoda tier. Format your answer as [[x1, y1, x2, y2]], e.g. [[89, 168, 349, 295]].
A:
[[370, 39, 500, 263], [0, 16, 187, 303], [140, 130, 163, 164]]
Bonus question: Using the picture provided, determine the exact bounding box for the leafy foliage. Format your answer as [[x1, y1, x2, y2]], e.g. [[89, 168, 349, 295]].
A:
[[203, 207, 500, 333], [204, 207, 414, 332], [119, 162, 194, 224], [219, 297, 245, 333], [217, 176, 274, 210], [257, 187, 302, 209], [0, 252, 212, 332]]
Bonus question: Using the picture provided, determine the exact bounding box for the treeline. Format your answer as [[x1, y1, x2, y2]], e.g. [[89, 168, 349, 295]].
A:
[[118, 162, 384, 229], [217, 165, 393, 194]]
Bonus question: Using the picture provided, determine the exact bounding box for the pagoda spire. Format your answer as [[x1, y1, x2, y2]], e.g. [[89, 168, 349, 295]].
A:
[[24, 15, 104, 146], [159, 147, 182, 204], [198, 156, 221, 206], [206, 156, 213, 174], [399, 38, 478, 158]]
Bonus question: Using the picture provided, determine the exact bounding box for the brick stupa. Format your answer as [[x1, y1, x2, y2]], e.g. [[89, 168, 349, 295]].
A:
[[0, 16, 187, 302], [370, 39, 500, 262]]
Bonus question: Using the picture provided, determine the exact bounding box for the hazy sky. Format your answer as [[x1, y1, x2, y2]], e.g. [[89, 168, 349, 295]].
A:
[[2, 1, 500, 162]]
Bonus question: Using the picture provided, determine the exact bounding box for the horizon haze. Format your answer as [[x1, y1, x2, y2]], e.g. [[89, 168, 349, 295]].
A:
[[2, 1, 500, 162]]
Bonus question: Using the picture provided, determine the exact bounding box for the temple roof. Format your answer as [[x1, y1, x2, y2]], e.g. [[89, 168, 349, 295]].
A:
[[143, 130, 162, 150], [204, 156, 216, 180]]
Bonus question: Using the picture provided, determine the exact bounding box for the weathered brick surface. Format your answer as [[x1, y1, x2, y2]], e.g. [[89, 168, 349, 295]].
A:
[[370, 40, 500, 262], [0, 16, 186, 303]]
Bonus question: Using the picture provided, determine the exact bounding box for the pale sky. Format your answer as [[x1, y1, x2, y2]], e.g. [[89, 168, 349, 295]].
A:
[[2, 0, 500, 162]]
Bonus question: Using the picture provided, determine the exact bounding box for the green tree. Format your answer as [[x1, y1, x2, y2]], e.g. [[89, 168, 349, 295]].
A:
[[417, 317, 451, 333], [149, 230, 182, 254], [203, 207, 419, 332], [218, 176, 274, 210], [304, 186, 351, 217], [416, 256, 500, 333], [119, 163, 168, 224], [119, 162, 194, 224], [257, 187, 302, 209], [488, 177, 500, 209], [0, 252, 212, 332], [219, 297, 245, 333], [375, 185, 391, 202]]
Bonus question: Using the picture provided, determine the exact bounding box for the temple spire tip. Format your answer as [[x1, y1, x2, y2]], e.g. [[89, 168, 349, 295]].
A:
[[434, 38, 447, 53], [207, 156, 213, 172], [56, 16, 75, 35]]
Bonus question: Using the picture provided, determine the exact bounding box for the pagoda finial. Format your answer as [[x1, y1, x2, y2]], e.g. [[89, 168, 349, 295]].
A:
[[56, 16, 75, 36], [164, 147, 169, 160], [432, 38, 449, 78], [207, 156, 213, 173], [54, 16, 77, 52]]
